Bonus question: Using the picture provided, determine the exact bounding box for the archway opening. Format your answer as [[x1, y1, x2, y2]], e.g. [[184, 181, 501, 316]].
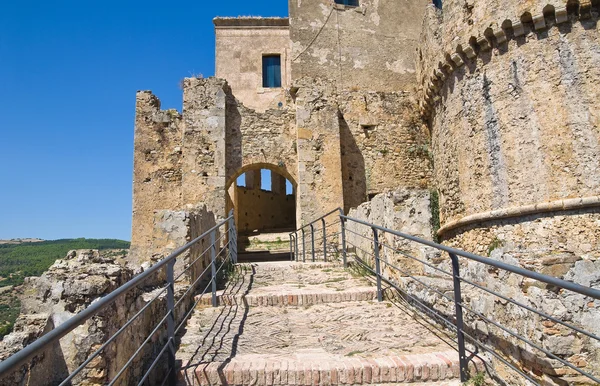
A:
[[226, 165, 296, 262]]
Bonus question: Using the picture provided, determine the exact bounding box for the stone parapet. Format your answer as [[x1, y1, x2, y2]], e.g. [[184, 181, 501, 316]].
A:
[[438, 195, 600, 235]]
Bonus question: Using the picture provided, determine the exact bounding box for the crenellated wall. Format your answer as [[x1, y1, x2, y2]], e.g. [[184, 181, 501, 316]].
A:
[[417, 0, 600, 237], [414, 2, 600, 383]]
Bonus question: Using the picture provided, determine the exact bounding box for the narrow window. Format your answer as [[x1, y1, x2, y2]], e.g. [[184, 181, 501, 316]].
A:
[[335, 0, 359, 6], [262, 55, 282, 88]]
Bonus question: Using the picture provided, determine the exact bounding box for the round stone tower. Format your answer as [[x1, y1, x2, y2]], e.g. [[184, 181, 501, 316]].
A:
[[417, 1, 600, 383], [419, 0, 600, 255]]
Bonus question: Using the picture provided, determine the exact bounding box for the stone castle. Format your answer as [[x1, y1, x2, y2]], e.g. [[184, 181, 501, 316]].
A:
[[128, 0, 599, 383], [1, 0, 598, 385], [132, 0, 599, 268]]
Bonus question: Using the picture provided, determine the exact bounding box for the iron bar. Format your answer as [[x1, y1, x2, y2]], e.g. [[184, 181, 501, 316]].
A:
[[340, 209, 347, 267], [211, 230, 217, 307], [341, 214, 600, 300], [0, 214, 233, 378], [165, 258, 176, 386], [295, 231, 299, 262], [302, 228, 306, 262], [310, 224, 316, 262], [372, 227, 382, 302], [229, 210, 238, 264], [449, 252, 468, 382], [322, 218, 327, 261]]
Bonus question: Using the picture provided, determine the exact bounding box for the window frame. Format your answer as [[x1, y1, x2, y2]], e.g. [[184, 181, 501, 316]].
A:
[[334, 0, 359, 7], [262, 54, 282, 89]]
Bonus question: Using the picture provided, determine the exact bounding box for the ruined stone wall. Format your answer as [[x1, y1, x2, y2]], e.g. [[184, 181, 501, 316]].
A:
[[215, 18, 291, 112], [235, 186, 295, 233], [225, 96, 298, 187], [347, 191, 600, 385], [295, 79, 344, 225], [132, 77, 299, 264], [338, 90, 431, 211], [181, 78, 228, 220], [289, 0, 428, 92], [131, 92, 184, 266]]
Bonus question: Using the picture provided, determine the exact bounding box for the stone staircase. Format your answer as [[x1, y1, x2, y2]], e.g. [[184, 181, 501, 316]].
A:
[[176, 261, 468, 386]]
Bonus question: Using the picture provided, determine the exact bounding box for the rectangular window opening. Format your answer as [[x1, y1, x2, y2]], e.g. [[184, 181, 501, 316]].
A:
[[262, 55, 282, 88], [335, 0, 359, 6]]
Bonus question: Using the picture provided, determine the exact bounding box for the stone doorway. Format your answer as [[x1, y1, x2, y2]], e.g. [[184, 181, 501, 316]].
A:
[[226, 165, 297, 262]]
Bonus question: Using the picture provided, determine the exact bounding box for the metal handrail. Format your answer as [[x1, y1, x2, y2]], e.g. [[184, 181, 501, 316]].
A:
[[341, 214, 600, 299], [0, 210, 238, 386], [289, 208, 342, 263], [290, 207, 341, 233], [288, 209, 600, 384]]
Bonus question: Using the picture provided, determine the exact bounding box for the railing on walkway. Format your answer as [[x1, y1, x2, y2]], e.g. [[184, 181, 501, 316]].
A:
[[288, 208, 342, 263], [290, 208, 600, 385], [0, 211, 238, 386]]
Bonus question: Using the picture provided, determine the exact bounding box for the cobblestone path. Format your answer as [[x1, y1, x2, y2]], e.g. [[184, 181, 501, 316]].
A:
[[176, 261, 466, 385]]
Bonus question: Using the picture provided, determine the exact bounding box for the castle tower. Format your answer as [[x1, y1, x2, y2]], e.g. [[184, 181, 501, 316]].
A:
[[417, 0, 600, 382]]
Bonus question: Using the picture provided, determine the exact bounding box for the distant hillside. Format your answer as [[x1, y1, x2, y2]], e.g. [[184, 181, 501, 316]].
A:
[[0, 238, 44, 245], [0, 238, 130, 287], [0, 238, 130, 338]]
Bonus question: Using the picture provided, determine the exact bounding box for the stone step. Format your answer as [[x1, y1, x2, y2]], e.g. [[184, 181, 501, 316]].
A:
[[197, 286, 378, 307], [179, 351, 466, 385]]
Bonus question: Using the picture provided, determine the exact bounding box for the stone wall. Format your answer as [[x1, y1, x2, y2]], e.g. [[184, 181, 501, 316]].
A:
[[347, 190, 600, 384], [338, 90, 431, 211], [131, 91, 184, 266], [224, 94, 298, 187], [132, 77, 299, 266], [215, 18, 291, 112], [414, 2, 600, 382], [295, 79, 345, 225], [235, 184, 296, 233], [0, 247, 218, 386], [289, 0, 428, 92]]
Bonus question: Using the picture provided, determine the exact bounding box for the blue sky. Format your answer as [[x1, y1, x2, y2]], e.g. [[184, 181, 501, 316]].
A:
[[0, 0, 289, 241]]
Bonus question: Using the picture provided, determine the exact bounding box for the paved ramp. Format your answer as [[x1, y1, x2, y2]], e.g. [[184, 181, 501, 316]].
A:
[[176, 262, 467, 385]]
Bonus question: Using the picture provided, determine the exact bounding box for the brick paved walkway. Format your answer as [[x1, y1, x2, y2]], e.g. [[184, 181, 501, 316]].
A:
[[176, 262, 465, 385]]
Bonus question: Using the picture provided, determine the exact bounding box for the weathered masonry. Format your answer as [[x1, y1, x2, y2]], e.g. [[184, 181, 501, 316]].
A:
[[128, 0, 600, 384], [130, 0, 431, 265]]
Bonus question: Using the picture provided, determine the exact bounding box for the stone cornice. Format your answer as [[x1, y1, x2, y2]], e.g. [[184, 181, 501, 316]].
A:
[[419, 1, 599, 117], [438, 196, 600, 235]]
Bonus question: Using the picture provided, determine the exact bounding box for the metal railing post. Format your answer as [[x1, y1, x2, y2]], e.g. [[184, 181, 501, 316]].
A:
[[339, 210, 347, 267], [295, 232, 299, 262], [166, 258, 177, 386], [321, 218, 327, 262], [310, 224, 316, 262], [289, 234, 294, 261], [229, 211, 237, 264], [210, 230, 218, 307], [372, 227, 383, 302], [450, 252, 468, 382], [302, 229, 306, 262]]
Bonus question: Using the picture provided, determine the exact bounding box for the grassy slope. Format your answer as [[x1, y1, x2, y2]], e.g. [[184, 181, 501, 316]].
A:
[[0, 238, 130, 338]]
